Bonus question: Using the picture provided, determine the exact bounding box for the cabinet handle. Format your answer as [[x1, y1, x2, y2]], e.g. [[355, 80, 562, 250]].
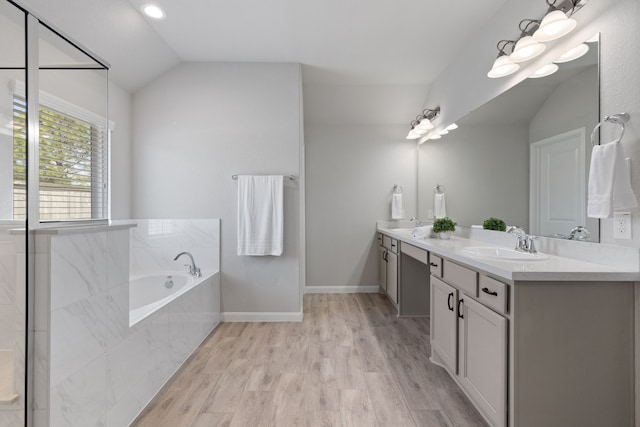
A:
[[457, 298, 464, 319], [482, 287, 498, 296], [383, 251, 388, 262], [447, 292, 454, 311], [430, 262, 439, 267]]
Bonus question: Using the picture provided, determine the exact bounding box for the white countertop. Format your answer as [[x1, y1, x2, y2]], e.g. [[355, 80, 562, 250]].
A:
[[378, 227, 640, 282]]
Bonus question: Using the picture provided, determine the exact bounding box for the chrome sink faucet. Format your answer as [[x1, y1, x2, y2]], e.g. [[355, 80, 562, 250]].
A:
[[507, 226, 538, 254], [173, 251, 201, 277], [410, 216, 428, 227]]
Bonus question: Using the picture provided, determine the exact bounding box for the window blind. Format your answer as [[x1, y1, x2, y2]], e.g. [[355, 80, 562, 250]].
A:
[[12, 96, 108, 221]]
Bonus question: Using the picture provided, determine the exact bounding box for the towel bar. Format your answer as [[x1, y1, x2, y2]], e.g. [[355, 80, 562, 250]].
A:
[[232, 174, 295, 180]]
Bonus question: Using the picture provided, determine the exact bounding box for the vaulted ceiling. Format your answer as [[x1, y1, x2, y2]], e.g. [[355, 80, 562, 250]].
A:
[[18, 0, 508, 124]]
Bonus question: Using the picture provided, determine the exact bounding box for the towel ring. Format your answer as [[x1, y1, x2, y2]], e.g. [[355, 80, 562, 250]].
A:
[[591, 113, 630, 146], [434, 184, 446, 194], [393, 184, 403, 194]]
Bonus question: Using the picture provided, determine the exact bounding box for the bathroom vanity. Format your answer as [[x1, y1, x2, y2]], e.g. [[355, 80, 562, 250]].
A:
[[377, 226, 637, 427]]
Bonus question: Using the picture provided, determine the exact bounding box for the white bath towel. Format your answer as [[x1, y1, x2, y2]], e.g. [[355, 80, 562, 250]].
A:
[[237, 175, 284, 256], [587, 142, 637, 218], [391, 193, 404, 219], [434, 193, 447, 219]]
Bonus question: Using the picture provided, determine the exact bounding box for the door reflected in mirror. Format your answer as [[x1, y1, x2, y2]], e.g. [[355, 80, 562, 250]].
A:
[[418, 34, 600, 242]]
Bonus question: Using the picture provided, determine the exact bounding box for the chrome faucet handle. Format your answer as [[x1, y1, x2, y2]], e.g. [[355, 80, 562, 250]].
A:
[[526, 235, 538, 253]]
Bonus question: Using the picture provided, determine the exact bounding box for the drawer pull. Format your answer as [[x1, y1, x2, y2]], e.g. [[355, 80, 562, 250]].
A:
[[430, 262, 439, 267], [457, 298, 464, 319], [447, 292, 454, 311], [482, 287, 498, 296]]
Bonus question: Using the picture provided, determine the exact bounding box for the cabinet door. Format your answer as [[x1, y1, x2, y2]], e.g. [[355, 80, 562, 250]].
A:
[[459, 296, 507, 427], [386, 251, 398, 304], [378, 246, 387, 291], [430, 276, 457, 374]]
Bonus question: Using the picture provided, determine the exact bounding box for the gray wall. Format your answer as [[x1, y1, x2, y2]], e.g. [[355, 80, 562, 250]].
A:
[[418, 124, 529, 228], [305, 124, 416, 289], [132, 62, 303, 316]]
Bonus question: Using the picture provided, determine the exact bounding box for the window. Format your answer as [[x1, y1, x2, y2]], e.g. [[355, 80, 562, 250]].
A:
[[12, 83, 109, 222]]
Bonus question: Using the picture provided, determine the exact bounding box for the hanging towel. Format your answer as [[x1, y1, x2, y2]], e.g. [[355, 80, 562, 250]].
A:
[[434, 193, 447, 219], [587, 142, 638, 218], [237, 175, 284, 256], [391, 193, 404, 219]]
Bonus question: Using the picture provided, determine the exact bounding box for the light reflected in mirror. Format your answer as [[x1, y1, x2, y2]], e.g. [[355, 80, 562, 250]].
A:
[[418, 34, 599, 241]]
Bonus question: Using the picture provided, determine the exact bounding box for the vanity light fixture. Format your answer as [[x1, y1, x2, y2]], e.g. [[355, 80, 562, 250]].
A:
[[510, 20, 546, 63], [533, 9, 576, 42], [489, 0, 588, 79], [488, 40, 520, 78], [530, 62, 559, 78], [406, 107, 440, 140], [553, 43, 589, 63], [141, 3, 166, 19]]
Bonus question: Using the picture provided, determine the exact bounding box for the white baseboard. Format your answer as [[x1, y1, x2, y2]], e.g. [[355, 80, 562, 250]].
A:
[[221, 311, 304, 322], [304, 285, 380, 294]]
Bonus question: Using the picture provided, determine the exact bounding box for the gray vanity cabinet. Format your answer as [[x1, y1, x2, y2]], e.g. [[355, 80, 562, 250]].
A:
[[430, 277, 458, 373], [458, 295, 507, 427], [377, 233, 398, 304], [430, 260, 507, 427]]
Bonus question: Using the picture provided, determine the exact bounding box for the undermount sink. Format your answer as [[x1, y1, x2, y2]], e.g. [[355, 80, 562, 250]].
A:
[[460, 246, 548, 261]]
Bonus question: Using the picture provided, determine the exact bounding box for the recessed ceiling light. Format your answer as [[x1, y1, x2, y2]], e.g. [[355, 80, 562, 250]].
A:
[[141, 4, 166, 19]]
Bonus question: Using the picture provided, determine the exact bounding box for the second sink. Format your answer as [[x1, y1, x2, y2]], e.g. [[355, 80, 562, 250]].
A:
[[460, 246, 547, 261]]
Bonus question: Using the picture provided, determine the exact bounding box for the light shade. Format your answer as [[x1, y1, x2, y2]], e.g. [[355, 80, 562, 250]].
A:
[[406, 128, 423, 140], [530, 63, 559, 78], [439, 129, 449, 135], [554, 43, 589, 63], [141, 4, 166, 19], [429, 134, 442, 140], [533, 10, 576, 42], [488, 55, 520, 78], [510, 36, 546, 63], [415, 118, 434, 131], [445, 123, 458, 130]]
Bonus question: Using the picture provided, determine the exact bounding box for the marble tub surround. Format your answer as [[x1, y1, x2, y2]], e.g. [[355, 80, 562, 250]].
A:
[[33, 223, 221, 427], [378, 226, 640, 282], [131, 219, 220, 275]]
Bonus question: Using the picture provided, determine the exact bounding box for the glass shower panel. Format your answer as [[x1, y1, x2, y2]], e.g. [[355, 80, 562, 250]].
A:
[[38, 24, 108, 222], [0, 1, 27, 426]]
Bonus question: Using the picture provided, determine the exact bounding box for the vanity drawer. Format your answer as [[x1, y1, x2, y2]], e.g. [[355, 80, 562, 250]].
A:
[[382, 235, 392, 250], [443, 259, 477, 297], [401, 242, 428, 264], [390, 238, 398, 254], [430, 254, 443, 277], [479, 275, 508, 314]]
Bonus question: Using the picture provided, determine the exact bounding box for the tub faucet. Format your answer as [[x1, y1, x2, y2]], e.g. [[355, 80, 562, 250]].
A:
[[173, 252, 201, 277]]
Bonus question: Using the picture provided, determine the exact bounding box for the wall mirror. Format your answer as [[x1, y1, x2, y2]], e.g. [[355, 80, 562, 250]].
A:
[[418, 34, 600, 242]]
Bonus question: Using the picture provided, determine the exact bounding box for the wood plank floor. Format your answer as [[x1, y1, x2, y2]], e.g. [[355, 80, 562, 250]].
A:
[[132, 293, 487, 427]]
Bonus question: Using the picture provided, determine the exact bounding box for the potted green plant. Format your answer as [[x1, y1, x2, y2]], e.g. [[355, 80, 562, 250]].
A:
[[432, 217, 456, 239], [482, 217, 507, 232]]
